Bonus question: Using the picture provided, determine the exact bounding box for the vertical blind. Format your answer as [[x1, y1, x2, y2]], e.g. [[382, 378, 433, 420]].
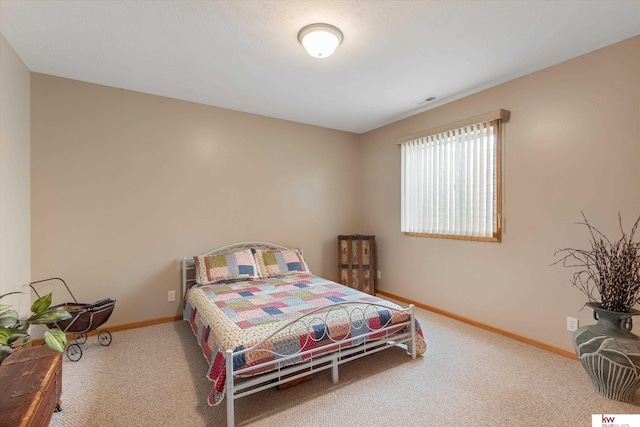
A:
[[401, 119, 500, 239]]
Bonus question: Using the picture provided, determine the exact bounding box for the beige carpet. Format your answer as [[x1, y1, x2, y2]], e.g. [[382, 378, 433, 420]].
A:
[[49, 304, 640, 427]]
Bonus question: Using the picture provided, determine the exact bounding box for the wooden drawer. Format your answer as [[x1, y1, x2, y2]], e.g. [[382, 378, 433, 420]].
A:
[[0, 346, 62, 427]]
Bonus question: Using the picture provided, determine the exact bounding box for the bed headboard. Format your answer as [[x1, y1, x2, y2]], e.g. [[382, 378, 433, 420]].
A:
[[182, 241, 299, 297]]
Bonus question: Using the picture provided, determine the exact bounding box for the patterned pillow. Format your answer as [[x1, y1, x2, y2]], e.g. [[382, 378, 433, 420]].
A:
[[254, 249, 310, 278], [194, 249, 260, 285]]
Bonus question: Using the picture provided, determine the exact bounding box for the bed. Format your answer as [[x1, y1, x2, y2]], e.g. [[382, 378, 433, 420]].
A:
[[182, 242, 427, 427]]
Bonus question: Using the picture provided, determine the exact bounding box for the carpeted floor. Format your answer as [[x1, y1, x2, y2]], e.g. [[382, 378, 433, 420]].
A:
[[49, 303, 640, 426]]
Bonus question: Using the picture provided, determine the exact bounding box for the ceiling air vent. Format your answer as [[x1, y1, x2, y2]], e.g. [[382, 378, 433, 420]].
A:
[[416, 96, 437, 106]]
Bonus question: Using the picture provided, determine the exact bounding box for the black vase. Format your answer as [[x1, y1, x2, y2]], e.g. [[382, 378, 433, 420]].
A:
[[573, 302, 640, 402]]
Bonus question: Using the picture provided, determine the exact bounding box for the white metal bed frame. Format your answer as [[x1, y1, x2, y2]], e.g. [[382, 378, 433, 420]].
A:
[[182, 242, 417, 427]]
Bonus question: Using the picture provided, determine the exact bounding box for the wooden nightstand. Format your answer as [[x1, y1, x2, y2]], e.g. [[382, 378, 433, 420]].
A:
[[0, 346, 63, 427]]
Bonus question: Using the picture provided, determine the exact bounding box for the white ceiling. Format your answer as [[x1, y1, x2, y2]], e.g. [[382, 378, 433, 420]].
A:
[[1, 1, 639, 134]]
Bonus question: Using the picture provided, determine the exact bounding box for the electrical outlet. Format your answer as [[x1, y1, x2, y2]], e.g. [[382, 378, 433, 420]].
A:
[[567, 317, 578, 332], [377, 271, 381, 280], [168, 290, 176, 302]]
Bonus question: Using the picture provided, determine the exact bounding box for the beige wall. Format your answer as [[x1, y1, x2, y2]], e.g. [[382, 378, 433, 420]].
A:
[[31, 74, 361, 325], [0, 34, 31, 317], [29, 35, 640, 352], [361, 35, 640, 352]]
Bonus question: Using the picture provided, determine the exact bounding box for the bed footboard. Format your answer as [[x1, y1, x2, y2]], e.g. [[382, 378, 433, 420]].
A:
[[225, 302, 419, 427]]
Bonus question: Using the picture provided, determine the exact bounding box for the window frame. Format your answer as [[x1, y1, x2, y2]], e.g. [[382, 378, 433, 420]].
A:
[[398, 109, 509, 243]]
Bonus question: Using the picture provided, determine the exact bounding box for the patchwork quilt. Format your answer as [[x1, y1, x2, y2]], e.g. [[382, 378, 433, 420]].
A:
[[184, 273, 426, 405]]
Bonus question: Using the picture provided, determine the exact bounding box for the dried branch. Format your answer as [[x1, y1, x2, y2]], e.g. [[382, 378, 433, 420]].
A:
[[552, 212, 640, 312]]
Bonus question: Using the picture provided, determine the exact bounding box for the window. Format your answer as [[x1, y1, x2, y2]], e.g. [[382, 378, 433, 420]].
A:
[[400, 110, 508, 242]]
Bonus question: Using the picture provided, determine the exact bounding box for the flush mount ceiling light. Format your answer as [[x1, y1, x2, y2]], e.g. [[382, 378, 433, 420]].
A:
[[297, 23, 343, 58]]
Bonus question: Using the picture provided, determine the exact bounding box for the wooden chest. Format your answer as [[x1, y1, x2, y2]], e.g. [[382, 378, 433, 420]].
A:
[[338, 235, 376, 295], [0, 346, 62, 427]]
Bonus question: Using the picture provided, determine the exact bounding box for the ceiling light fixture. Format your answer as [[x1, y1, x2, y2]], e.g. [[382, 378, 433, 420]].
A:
[[297, 23, 343, 59]]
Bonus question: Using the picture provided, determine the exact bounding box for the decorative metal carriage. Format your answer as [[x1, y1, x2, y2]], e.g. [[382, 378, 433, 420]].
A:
[[29, 278, 116, 361]]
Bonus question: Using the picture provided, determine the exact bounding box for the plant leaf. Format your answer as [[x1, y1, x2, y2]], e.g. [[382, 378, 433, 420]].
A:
[[0, 327, 9, 344], [12, 320, 29, 333], [29, 309, 72, 325], [7, 332, 30, 347], [0, 310, 19, 327], [31, 293, 52, 314], [0, 345, 11, 364], [0, 304, 12, 311], [44, 329, 66, 353]]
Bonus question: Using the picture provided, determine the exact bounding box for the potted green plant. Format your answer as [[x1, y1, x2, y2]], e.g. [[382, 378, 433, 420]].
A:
[[0, 291, 71, 364], [554, 212, 640, 402]]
